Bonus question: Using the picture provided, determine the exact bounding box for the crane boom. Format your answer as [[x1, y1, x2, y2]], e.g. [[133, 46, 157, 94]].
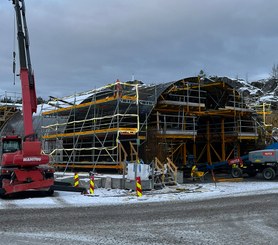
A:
[[13, 0, 37, 137]]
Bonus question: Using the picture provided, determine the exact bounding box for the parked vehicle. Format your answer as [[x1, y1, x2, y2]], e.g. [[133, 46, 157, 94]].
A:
[[229, 149, 278, 180]]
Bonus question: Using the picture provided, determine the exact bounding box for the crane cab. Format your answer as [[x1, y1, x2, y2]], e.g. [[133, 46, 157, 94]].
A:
[[1, 136, 22, 155]]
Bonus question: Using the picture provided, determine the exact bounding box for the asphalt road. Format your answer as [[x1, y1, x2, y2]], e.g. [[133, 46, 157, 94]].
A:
[[0, 193, 277, 245]]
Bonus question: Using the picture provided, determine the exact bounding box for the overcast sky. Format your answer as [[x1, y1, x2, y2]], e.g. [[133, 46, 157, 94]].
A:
[[0, 0, 277, 99]]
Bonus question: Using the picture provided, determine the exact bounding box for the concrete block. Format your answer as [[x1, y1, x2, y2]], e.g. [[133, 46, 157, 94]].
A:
[[177, 170, 184, 184], [79, 179, 89, 189], [55, 176, 74, 185], [104, 177, 112, 189], [125, 179, 152, 191], [100, 177, 105, 188], [111, 178, 123, 189], [94, 178, 102, 188]]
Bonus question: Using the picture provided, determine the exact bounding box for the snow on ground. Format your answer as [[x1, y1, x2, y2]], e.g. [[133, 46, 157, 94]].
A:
[[1, 180, 278, 210]]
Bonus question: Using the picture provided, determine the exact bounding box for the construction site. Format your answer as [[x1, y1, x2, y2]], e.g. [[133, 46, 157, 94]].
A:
[[1, 2, 278, 244], [1, 0, 277, 196], [1, 75, 275, 187]]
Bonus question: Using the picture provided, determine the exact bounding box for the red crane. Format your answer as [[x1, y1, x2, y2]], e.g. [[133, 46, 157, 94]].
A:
[[0, 0, 54, 196]]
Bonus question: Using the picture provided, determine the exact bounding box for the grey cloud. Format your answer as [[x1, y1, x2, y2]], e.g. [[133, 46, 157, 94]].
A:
[[0, 0, 278, 98]]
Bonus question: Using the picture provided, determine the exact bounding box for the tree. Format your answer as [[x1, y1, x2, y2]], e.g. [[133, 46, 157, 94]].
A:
[[37, 96, 46, 104], [198, 69, 206, 79], [271, 64, 278, 79], [1, 97, 13, 103]]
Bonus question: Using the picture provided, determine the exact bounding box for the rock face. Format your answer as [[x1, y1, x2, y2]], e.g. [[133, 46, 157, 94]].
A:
[[212, 76, 278, 109], [212, 77, 278, 138], [252, 78, 278, 107]]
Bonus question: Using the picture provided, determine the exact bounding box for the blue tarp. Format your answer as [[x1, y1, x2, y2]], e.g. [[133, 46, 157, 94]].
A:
[[265, 143, 278, 149]]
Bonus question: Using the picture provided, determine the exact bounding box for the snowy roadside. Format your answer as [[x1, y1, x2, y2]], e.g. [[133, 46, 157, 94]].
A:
[[0, 181, 278, 210]]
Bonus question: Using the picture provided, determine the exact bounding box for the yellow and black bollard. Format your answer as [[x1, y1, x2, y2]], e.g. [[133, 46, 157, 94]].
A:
[[74, 173, 79, 187]]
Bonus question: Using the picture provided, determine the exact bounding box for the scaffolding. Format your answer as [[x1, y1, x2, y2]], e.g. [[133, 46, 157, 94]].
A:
[[41, 80, 155, 170], [0, 92, 22, 130], [40, 76, 260, 171], [143, 77, 259, 167]]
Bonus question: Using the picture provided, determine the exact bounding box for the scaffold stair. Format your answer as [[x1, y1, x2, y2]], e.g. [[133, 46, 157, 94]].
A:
[[154, 157, 177, 187]]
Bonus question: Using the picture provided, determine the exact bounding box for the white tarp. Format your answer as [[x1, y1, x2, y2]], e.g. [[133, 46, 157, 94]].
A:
[[127, 163, 151, 180]]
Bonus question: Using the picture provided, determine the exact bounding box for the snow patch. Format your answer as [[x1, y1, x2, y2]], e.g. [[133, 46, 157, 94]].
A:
[[0, 181, 278, 209]]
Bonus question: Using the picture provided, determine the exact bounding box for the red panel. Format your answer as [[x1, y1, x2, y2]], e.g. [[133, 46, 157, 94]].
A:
[[263, 151, 274, 156], [22, 141, 41, 156], [3, 179, 54, 195], [13, 154, 49, 167], [1, 152, 18, 166], [14, 169, 43, 182], [228, 157, 243, 165]]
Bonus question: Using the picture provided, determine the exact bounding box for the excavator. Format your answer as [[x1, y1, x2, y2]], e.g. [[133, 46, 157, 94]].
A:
[[0, 0, 54, 196]]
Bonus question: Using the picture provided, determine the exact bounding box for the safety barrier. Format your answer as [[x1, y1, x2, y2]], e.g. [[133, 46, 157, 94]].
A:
[[136, 176, 142, 197], [74, 173, 79, 187], [89, 175, 95, 194]]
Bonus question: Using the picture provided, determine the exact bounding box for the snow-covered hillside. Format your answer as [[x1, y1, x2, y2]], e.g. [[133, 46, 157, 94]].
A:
[[216, 76, 278, 108]]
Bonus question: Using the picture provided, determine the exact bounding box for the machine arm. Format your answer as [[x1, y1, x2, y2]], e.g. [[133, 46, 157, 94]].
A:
[[13, 0, 37, 137]]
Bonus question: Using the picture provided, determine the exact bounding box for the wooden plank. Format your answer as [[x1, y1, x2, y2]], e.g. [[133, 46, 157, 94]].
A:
[[43, 127, 138, 139]]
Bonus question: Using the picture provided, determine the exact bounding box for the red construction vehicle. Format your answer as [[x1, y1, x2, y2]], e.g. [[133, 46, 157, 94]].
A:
[[0, 0, 54, 196]]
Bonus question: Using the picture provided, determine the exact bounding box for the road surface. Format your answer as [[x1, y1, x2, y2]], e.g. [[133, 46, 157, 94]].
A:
[[0, 193, 277, 245]]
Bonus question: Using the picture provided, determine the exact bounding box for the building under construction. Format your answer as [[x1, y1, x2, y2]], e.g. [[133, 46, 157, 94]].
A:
[[36, 76, 263, 171]]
